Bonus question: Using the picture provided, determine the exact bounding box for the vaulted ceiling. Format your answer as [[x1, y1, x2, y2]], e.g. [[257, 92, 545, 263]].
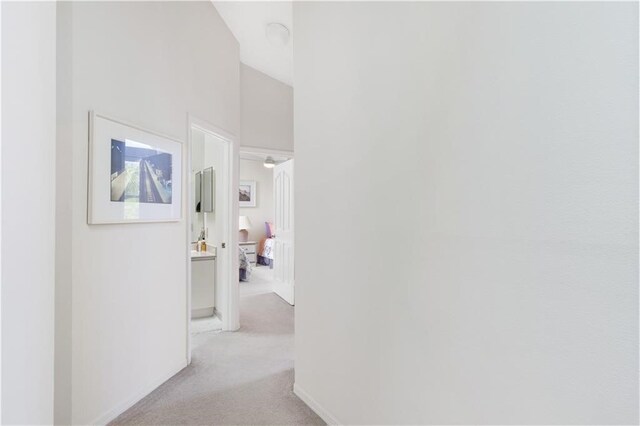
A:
[[213, 2, 293, 87]]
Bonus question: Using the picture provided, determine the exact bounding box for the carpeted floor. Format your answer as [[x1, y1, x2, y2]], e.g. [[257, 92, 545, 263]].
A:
[[111, 266, 324, 425]]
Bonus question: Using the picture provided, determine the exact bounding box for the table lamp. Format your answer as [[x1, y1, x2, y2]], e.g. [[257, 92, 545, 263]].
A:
[[239, 216, 252, 242]]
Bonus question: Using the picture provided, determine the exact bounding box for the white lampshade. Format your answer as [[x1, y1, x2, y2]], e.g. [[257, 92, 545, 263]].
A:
[[239, 216, 252, 231]]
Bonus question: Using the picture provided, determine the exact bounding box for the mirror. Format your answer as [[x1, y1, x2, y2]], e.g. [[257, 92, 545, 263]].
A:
[[202, 167, 215, 213]]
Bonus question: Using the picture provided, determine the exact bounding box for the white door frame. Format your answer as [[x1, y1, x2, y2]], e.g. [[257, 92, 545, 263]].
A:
[[186, 115, 240, 364], [239, 145, 294, 160], [238, 146, 294, 309]]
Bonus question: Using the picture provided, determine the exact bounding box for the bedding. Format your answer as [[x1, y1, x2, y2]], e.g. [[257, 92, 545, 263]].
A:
[[257, 238, 274, 267], [257, 221, 275, 267], [239, 246, 252, 281], [261, 238, 274, 260], [265, 221, 275, 238]]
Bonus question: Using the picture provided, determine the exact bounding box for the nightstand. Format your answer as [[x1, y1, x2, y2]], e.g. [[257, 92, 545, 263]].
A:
[[239, 241, 257, 265]]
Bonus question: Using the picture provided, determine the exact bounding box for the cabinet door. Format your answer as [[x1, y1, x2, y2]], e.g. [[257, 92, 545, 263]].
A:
[[191, 259, 215, 310]]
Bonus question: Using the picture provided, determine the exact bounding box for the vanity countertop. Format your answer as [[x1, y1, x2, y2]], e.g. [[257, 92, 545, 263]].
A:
[[191, 247, 216, 260]]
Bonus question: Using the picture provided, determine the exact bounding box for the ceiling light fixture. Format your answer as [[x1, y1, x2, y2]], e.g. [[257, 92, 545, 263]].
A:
[[263, 157, 276, 169], [266, 23, 290, 47]]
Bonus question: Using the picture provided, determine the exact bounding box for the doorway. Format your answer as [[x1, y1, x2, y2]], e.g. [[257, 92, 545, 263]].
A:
[[238, 148, 294, 307], [187, 117, 239, 363]]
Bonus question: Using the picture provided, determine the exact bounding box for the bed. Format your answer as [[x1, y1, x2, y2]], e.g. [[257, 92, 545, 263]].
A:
[[239, 246, 252, 281], [240, 222, 275, 281]]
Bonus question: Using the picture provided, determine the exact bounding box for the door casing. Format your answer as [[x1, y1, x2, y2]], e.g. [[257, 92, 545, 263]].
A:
[[186, 115, 240, 364]]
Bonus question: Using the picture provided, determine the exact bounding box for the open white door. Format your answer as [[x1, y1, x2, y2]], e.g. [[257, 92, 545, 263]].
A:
[[273, 159, 294, 305]]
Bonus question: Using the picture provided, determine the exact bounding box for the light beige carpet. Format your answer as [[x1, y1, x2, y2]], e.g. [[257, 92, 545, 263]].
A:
[[110, 266, 324, 425], [190, 315, 223, 334]]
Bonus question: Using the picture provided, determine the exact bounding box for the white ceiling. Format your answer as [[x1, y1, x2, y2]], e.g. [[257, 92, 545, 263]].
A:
[[213, 1, 293, 87]]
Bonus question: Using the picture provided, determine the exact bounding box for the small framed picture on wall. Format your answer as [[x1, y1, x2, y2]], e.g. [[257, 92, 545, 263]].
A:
[[239, 181, 256, 207]]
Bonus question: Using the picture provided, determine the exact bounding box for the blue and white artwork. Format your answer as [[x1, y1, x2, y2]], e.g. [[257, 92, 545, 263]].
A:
[[110, 139, 173, 204]]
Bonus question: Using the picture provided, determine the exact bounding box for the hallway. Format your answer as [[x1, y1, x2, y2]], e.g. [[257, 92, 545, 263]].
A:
[[111, 267, 323, 425]]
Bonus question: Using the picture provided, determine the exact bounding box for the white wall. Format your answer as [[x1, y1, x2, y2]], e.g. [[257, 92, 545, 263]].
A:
[[55, 2, 239, 424], [203, 132, 227, 317], [239, 158, 274, 242], [191, 129, 205, 242], [1, 2, 56, 424], [203, 133, 226, 245], [1, 5, 3, 419], [55, 5, 73, 422], [294, 2, 638, 424], [241, 64, 293, 151]]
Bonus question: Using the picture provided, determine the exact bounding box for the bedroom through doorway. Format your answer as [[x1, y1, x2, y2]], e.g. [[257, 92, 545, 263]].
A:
[[238, 148, 294, 307]]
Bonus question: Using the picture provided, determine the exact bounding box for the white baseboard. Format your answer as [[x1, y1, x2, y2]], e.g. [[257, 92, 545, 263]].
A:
[[293, 382, 341, 426], [191, 307, 215, 319], [88, 359, 188, 425]]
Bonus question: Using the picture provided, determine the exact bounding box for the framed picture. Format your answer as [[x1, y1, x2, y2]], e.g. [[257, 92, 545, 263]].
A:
[[88, 111, 183, 224], [239, 180, 256, 207]]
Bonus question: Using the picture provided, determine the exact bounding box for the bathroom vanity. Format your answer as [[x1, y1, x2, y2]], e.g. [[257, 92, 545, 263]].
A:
[[191, 247, 216, 319]]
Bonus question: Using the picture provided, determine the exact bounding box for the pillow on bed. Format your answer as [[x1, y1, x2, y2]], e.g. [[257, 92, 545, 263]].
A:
[[265, 222, 275, 238]]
